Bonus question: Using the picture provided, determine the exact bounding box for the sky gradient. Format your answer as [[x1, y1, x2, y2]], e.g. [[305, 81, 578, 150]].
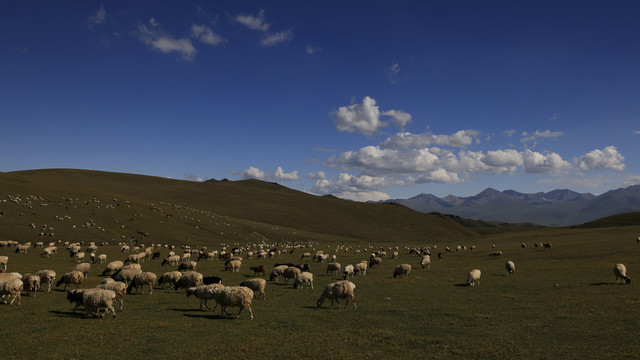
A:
[[2, 1, 639, 200]]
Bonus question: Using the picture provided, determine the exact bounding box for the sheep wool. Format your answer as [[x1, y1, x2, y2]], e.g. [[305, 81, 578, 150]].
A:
[[393, 264, 412, 279], [614, 264, 631, 284], [82, 289, 117, 318], [240, 278, 267, 299], [467, 269, 481, 286], [0, 278, 23, 305], [317, 280, 356, 309], [35, 270, 56, 292], [207, 286, 254, 320], [506, 261, 516, 276]]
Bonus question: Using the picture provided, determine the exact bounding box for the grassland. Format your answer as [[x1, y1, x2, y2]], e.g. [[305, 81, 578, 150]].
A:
[[1, 169, 640, 359]]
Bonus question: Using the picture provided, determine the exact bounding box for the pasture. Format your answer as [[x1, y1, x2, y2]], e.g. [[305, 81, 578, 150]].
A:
[[2, 225, 640, 360]]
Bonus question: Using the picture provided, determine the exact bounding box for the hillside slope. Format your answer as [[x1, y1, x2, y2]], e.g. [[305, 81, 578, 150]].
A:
[[0, 169, 476, 247]]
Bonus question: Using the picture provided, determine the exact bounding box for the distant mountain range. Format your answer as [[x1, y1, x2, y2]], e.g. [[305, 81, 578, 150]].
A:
[[378, 185, 640, 226]]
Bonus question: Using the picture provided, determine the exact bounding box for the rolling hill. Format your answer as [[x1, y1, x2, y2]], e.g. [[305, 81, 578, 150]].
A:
[[0, 169, 476, 247]]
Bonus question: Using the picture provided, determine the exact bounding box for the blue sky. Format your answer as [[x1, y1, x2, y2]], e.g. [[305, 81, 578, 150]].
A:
[[2, 1, 639, 200]]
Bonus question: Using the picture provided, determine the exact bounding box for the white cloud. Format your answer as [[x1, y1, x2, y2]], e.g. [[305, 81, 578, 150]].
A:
[[260, 29, 294, 46], [306, 45, 321, 55], [386, 62, 401, 84], [332, 96, 411, 136], [521, 129, 563, 148], [326, 146, 443, 176], [503, 129, 516, 137], [137, 19, 196, 61], [337, 191, 391, 202], [308, 171, 326, 180], [235, 9, 270, 31], [191, 24, 227, 45], [311, 173, 401, 199], [576, 146, 625, 171], [88, 5, 107, 28], [522, 150, 570, 174], [184, 173, 204, 182], [240, 166, 299, 181], [407, 169, 463, 184], [381, 130, 479, 149]]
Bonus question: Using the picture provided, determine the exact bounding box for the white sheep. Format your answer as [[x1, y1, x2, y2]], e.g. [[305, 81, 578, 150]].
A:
[[97, 254, 107, 264], [73, 262, 91, 277], [282, 266, 301, 284], [101, 260, 124, 276], [206, 285, 254, 320], [614, 263, 631, 284], [354, 262, 367, 276], [0, 278, 23, 305], [505, 260, 515, 276], [316, 280, 356, 309], [269, 265, 289, 281], [83, 289, 117, 318], [225, 260, 242, 272], [0, 255, 8, 270], [239, 278, 267, 299], [186, 283, 224, 310], [97, 281, 127, 311], [36, 269, 56, 292], [73, 251, 85, 262], [158, 271, 183, 289], [326, 262, 342, 276], [111, 267, 141, 286], [175, 271, 204, 290], [127, 272, 157, 294], [293, 272, 314, 289], [342, 265, 354, 279], [421, 255, 431, 269], [393, 264, 412, 278], [56, 270, 84, 290], [467, 269, 481, 286], [23, 274, 41, 296]]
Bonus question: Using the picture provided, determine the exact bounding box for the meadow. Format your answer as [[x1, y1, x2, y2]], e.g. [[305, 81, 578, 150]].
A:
[[1, 169, 639, 359]]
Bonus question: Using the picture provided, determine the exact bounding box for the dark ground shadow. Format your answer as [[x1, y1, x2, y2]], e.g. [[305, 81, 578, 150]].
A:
[[49, 310, 92, 318], [590, 282, 615, 286]]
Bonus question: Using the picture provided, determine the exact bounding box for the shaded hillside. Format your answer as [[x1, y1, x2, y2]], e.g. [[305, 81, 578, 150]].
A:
[[574, 212, 640, 228], [0, 169, 476, 247]]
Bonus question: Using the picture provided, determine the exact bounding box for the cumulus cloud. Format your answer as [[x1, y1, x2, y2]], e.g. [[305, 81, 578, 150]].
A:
[[88, 5, 107, 28], [191, 24, 227, 45], [184, 173, 204, 182], [311, 173, 400, 201], [308, 171, 326, 180], [260, 29, 294, 46], [522, 150, 571, 174], [521, 129, 563, 148], [407, 169, 463, 184], [332, 97, 411, 136], [240, 166, 299, 181], [137, 18, 196, 61], [576, 146, 625, 171], [326, 146, 443, 176], [235, 9, 270, 31], [381, 130, 480, 149]]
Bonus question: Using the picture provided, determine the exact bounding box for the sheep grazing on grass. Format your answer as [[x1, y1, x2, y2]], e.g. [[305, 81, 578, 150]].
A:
[[67, 288, 98, 312], [178, 261, 197, 272], [174, 271, 204, 290], [97, 254, 107, 264], [186, 283, 224, 310], [354, 262, 367, 276], [97, 281, 127, 311], [239, 278, 267, 299], [158, 271, 182, 289], [36, 270, 56, 292], [283, 266, 301, 284], [317, 280, 356, 309], [111, 267, 141, 287], [73, 262, 91, 277], [0, 255, 8, 271], [101, 261, 124, 276], [369, 257, 382, 268], [541, 243, 552, 249], [1, 278, 23, 305], [489, 251, 503, 257], [393, 264, 412, 278], [421, 255, 431, 269], [269, 265, 289, 281], [73, 252, 85, 263], [56, 270, 84, 290], [126, 272, 157, 295], [343, 265, 354, 279], [161, 255, 180, 266], [506, 261, 516, 276], [326, 262, 342, 276], [206, 285, 254, 320], [225, 260, 242, 272], [294, 272, 314, 289], [249, 265, 266, 277], [467, 269, 481, 286], [23, 274, 41, 296], [614, 264, 631, 284], [83, 289, 117, 318]]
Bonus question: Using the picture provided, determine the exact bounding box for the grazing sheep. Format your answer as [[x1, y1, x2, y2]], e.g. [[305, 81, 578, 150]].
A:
[[36, 269, 56, 292], [541, 243, 552, 249], [421, 255, 431, 269], [66, 288, 99, 312], [73, 252, 85, 262], [294, 272, 314, 289], [0, 278, 23, 305], [83, 289, 117, 318], [249, 265, 266, 277], [101, 261, 124, 276], [158, 271, 182, 289], [239, 278, 267, 299], [521, 243, 527, 248], [206, 285, 254, 320], [326, 262, 342, 276], [316, 280, 356, 309], [111, 267, 141, 286], [100, 278, 115, 284], [161, 255, 180, 266], [178, 261, 197, 272], [506, 261, 516, 276], [283, 266, 301, 284], [186, 283, 224, 310], [489, 251, 503, 257], [0, 256, 8, 270], [354, 262, 367, 276], [393, 264, 412, 278], [174, 271, 204, 290], [96, 254, 107, 264], [369, 257, 382, 268], [467, 269, 481, 286], [225, 260, 242, 272], [342, 265, 354, 279], [97, 281, 127, 311], [614, 264, 631, 284], [56, 270, 84, 290], [269, 265, 289, 281], [23, 274, 41, 296], [73, 262, 91, 277], [126, 272, 157, 294]]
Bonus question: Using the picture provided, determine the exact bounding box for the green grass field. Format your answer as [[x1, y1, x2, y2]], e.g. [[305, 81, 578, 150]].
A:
[[1, 170, 640, 359]]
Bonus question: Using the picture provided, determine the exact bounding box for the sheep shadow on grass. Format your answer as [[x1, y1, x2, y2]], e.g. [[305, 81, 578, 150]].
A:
[[49, 310, 99, 319], [183, 313, 238, 320], [590, 282, 616, 286]]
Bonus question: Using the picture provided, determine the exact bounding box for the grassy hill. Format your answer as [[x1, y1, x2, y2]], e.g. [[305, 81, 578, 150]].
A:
[[574, 211, 640, 228], [0, 169, 476, 248]]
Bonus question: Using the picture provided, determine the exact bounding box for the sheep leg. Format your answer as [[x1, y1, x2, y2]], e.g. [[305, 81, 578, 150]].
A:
[[108, 305, 116, 318]]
